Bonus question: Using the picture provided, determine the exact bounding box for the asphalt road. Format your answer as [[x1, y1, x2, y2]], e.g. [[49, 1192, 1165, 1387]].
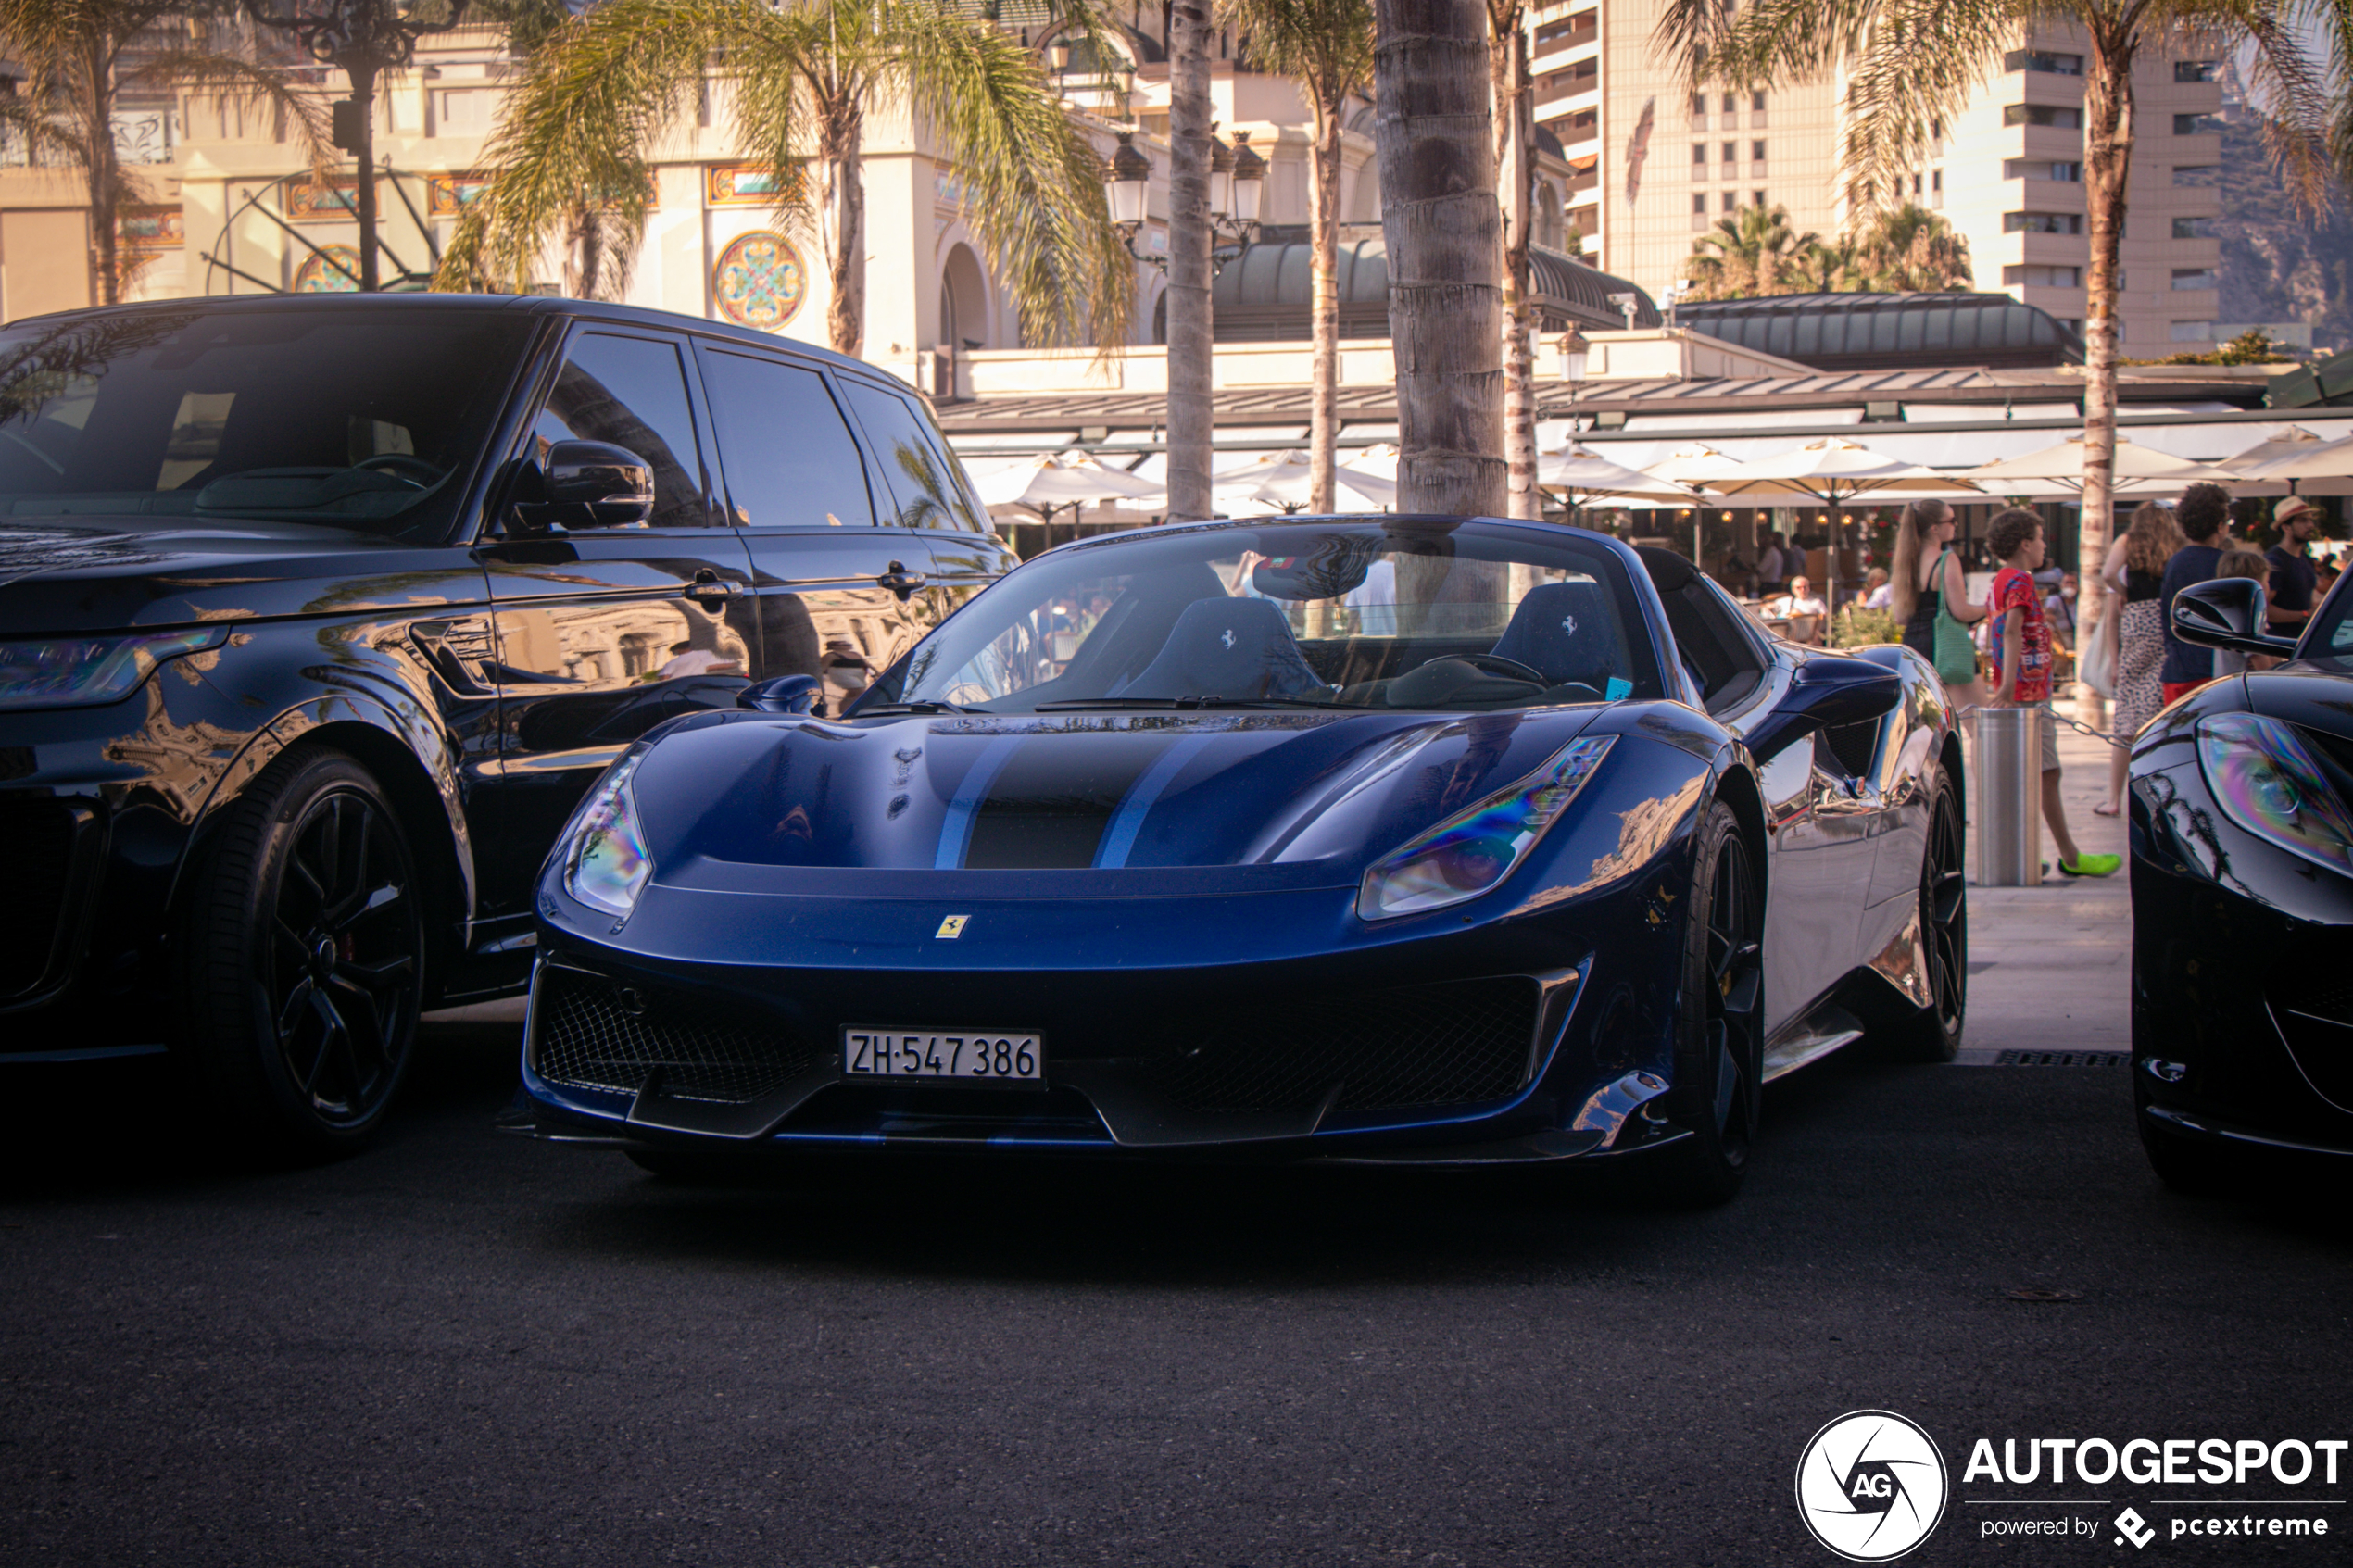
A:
[[3, 1012, 2347, 1567]]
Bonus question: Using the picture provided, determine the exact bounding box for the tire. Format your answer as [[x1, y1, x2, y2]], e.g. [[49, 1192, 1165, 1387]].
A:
[[1881, 763, 1968, 1062], [177, 746, 425, 1160], [1648, 798, 1765, 1208]]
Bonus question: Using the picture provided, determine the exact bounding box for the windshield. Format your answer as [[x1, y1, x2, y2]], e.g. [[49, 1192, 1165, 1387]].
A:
[[0, 306, 534, 539], [863, 521, 1665, 715]]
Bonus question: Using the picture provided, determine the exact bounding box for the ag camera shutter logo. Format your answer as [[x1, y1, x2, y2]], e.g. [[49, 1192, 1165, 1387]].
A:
[[1796, 1410, 1950, 1561]]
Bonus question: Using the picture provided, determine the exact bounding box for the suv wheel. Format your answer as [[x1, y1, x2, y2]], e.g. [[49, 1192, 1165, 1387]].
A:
[[180, 747, 424, 1157]]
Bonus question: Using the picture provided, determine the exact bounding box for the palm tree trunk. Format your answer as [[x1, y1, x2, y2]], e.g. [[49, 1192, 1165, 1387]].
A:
[[2078, 31, 2133, 730], [1491, 8, 1538, 521], [566, 203, 602, 300], [1374, 0, 1504, 516], [822, 93, 867, 358], [1165, 0, 1216, 521], [83, 44, 120, 307], [1308, 97, 1341, 515]]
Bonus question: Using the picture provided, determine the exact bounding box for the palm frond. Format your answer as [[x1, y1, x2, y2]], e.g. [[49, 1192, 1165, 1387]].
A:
[[435, 0, 771, 292], [886, 0, 1134, 350], [1216, 0, 1374, 105], [128, 49, 336, 182], [1829, 0, 2019, 213]]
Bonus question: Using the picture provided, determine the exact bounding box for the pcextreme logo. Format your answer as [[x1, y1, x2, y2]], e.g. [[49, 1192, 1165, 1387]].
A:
[[1796, 1410, 1952, 1562]]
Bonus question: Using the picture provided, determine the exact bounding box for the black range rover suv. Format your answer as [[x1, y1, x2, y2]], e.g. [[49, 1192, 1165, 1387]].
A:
[[0, 295, 1012, 1153]]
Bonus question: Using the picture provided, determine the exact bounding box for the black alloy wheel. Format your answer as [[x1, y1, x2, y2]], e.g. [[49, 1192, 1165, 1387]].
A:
[[1884, 765, 1968, 1061], [180, 747, 424, 1157], [1652, 798, 1764, 1207]]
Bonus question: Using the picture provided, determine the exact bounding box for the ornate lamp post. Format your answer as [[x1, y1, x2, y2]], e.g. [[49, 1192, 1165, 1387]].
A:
[[1103, 127, 1263, 276], [245, 0, 472, 291]]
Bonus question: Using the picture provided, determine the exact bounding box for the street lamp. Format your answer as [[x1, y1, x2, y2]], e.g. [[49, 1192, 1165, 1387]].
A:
[[1101, 128, 1262, 276], [245, 0, 471, 292]]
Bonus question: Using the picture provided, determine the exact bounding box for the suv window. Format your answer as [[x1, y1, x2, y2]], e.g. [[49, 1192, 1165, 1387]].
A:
[[0, 305, 533, 537], [835, 376, 987, 532], [698, 349, 875, 527], [534, 332, 711, 527]]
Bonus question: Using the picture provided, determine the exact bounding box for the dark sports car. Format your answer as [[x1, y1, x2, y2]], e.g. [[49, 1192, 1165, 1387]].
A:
[[514, 516, 1969, 1202], [2128, 571, 2353, 1189]]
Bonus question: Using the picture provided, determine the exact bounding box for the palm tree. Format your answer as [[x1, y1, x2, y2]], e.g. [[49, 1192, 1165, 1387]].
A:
[[1164, 0, 1215, 521], [1681, 203, 1814, 299], [1792, 234, 1866, 293], [1664, 0, 2348, 714], [1851, 202, 1972, 292], [434, 0, 1130, 360], [0, 0, 329, 307], [1217, 0, 1374, 516], [1372, 0, 1504, 516], [1488, 0, 1538, 518], [471, 0, 635, 300]]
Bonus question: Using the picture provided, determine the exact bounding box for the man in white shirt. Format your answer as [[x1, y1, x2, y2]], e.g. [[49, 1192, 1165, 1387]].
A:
[[1755, 533, 1787, 591], [1770, 574, 1830, 644]]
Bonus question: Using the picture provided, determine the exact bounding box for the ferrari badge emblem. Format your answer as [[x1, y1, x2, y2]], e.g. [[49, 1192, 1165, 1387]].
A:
[[1221, 628, 1236, 648], [1560, 613, 1579, 634], [936, 914, 969, 939]]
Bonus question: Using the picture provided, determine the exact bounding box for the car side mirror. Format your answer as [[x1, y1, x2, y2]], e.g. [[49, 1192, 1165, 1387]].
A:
[[510, 441, 655, 534], [737, 673, 825, 716], [2171, 578, 2299, 658], [1743, 654, 1903, 761]]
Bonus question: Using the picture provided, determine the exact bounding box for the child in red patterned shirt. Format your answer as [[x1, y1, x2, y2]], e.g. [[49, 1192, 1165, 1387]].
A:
[[1987, 508, 2119, 876]]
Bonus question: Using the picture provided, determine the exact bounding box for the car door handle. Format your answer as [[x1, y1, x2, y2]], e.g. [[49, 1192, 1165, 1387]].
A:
[[686, 571, 736, 601], [876, 560, 927, 600]]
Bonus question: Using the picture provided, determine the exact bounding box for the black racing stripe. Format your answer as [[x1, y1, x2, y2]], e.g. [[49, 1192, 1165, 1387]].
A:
[[963, 734, 1168, 869]]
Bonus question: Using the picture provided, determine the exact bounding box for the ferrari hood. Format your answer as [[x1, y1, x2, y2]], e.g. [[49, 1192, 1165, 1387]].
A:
[[625, 707, 1605, 883]]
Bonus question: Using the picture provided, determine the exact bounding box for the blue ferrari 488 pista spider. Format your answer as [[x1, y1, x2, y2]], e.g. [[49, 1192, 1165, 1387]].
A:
[[513, 516, 1967, 1203]]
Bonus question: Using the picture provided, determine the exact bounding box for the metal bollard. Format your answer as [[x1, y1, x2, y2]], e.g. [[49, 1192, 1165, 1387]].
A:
[[1975, 704, 2042, 886]]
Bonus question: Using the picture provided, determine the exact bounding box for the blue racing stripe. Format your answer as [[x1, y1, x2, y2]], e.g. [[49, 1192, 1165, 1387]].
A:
[[1093, 734, 1214, 869], [935, 734, 1026, 869]]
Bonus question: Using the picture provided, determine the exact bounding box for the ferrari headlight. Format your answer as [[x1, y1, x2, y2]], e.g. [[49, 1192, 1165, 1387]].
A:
[[560, 753, 653, 916], [1358, 734, 1615, 921], [0, 627, 225, 711], [2196, 713, 2353, 877]]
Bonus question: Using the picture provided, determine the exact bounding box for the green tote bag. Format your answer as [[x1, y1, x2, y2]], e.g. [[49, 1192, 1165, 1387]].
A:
[[1929, 549, 1979, 685]]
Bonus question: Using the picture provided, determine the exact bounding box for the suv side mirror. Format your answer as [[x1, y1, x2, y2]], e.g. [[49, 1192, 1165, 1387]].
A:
[[2171, 578, 2298, 658], [737, 673, 824, 716], [510, 441, 655, 533], [1743, 653, 1903, 761]]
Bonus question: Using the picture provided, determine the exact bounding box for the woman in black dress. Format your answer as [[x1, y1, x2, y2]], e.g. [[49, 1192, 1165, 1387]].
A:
[[1890, 498, 1987, 707]]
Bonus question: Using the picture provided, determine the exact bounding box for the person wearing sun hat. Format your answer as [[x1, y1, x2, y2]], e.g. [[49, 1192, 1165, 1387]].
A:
[[2266, 495, 2322, 637]]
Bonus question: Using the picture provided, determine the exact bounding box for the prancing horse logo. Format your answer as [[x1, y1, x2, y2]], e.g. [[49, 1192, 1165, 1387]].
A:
[[1561, 613, 1579, 634], [936, 914, 969, 939], [1221, 628, 1236, 648]]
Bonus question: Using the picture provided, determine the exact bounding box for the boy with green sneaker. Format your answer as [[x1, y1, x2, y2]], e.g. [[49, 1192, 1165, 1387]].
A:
[[1986, 507, 2121, 878]]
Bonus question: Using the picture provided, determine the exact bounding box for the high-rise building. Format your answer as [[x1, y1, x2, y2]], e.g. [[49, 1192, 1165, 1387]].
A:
[[1531, 3, 2228, 354]]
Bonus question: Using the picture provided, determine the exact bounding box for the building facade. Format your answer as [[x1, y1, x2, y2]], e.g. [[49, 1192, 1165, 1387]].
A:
[[1528, 1, 2229, 354]]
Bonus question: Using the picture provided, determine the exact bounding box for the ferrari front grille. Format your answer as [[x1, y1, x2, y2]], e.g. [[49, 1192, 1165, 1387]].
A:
[[1146, 975, 1541, 1116], [531, 964, 824, 1105]]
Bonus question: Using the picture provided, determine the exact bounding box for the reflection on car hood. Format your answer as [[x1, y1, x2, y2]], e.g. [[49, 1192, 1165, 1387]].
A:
[[0, 517, 485, 634], [627, 706, 1606, 880]]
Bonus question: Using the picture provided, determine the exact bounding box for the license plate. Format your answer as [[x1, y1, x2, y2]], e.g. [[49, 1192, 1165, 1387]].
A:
[[841, 1029, 1044, 1085]]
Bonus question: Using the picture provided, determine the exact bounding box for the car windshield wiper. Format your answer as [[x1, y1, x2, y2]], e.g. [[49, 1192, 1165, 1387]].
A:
[[853, 699, 986, 716], [1031, 695, 1345, 711]]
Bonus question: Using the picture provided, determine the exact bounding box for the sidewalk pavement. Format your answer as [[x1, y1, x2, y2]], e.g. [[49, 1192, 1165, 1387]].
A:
[[1957, 698, 2131, 1062]]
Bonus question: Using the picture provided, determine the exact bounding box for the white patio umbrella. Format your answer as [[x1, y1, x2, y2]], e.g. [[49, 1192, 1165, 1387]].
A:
[[1960, 433, 2239, 497], [1235, 449, 1399, 513], [1540, 442, 1715, 507], [1658, 437, 1969, 600], [2225, 427, 2353, 496], [971, 449, 1166, 545]]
